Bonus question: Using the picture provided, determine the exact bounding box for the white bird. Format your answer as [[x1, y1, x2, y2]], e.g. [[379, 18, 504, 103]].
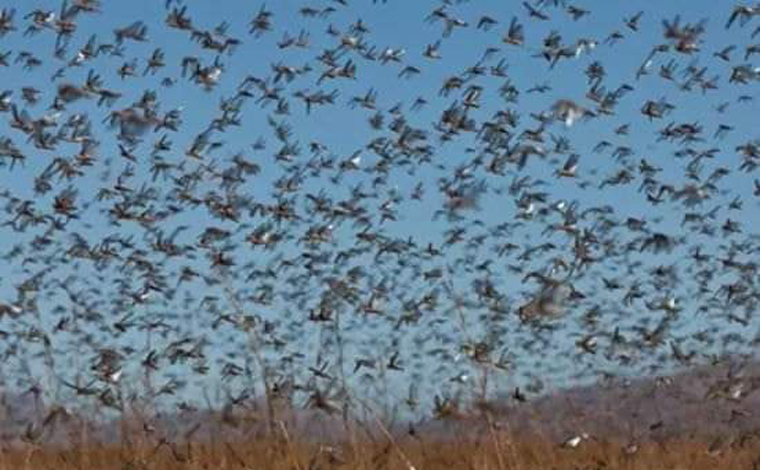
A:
[[561, 432, 590, 449], [551, 99, 588, 126]]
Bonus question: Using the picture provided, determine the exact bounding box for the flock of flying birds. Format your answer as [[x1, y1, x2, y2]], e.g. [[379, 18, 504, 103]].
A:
[[0, 0, 760, 440]]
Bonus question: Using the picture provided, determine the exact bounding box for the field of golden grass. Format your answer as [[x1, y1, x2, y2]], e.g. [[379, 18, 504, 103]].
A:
[[2, 414, 760, 470]]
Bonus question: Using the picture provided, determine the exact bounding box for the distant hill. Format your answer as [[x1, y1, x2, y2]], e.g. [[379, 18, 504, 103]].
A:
[[3, 358, 760, 448], [416, 357, 760, 443]]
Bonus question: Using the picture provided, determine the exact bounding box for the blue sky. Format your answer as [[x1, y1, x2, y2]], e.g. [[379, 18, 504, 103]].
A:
[[0, 0, 758, 420]]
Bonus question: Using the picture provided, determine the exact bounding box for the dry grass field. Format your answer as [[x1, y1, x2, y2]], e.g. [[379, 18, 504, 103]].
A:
[[2, 396, 760, 470], [2, 424, 760, 470], [4, 360, 760, 469]]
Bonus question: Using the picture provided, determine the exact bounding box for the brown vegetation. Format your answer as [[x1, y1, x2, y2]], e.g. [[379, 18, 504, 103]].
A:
[[2, 418, 760, 470], [3, 357, 760, 470]]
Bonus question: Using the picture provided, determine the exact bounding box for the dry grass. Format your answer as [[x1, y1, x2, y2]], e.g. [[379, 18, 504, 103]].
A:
[[2, 413, 760, 470]]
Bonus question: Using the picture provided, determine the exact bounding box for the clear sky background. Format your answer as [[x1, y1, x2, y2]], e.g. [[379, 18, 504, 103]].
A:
[[0, 0, 758, 420]]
